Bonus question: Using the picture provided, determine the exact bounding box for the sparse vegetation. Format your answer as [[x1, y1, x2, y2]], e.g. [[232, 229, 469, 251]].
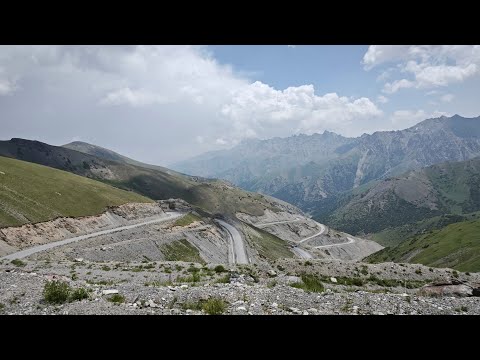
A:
[[173, 213, 202, 227], [11, 259, 26, 267], [214, 265, 226, 273], [107, 294, 125, 304], [202, 298, 227, 315], [70, 288, 89, 301], [43, 281, 71, 304], [161, 239, 205, 264], [291, 274, 324, 293], [101, 265, 111, 271], [215, 273, 231, 284]]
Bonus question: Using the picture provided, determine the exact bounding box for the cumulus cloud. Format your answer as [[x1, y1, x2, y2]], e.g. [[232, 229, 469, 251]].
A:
[[219, 82, 383, 140], [0, 45, 394, 163], [364, 45, 480, 93]]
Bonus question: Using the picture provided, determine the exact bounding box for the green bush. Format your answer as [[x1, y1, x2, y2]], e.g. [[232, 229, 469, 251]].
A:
[[107, 294, 125, 304], [214, 265, 226, 273], [43, 281, 71, 304], [70, 288, 89, 301], [202, 298, 227, 315], [11, 259, 26, 267]]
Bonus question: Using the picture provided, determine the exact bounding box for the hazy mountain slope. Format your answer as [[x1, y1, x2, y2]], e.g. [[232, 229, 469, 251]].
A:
[[172, 115, 480, 210], [63, 141, 179, 175], [0, 155, 152, 228], [365, 218, 480, 272], [0, 138, 286, 217], [315, 157, 480, 238]]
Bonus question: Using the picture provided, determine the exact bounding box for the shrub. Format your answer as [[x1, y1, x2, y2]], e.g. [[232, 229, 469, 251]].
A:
[[415, 269, 422, 275], [11, 259, 26, 267], [214, 265, 226, 273], [107, 294, 125, 304], [202, 298, 227, 315], [452, 271, 459, 278], [101, 265, 111, 271], [70, 288, 89, 301], [43, 281, 71, 304], [304, 261, 313, 266], [291, 274, 324, 293], [215, 273, 231, 284]]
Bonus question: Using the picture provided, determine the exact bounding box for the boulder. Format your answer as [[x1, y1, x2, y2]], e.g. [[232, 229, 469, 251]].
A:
[[418, 284, 473, 297]]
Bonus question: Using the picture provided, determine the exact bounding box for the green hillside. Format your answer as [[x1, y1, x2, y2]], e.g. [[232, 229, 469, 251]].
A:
[[315, 157, 480, 240], [0, 138, 284, 218], [365, 218, 480, 272], [0, 156, 152, 228]]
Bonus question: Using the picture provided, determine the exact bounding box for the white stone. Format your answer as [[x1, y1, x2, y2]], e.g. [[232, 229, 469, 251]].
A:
[[102, 289, 119, 295], [236, 306, 247, 311], [75, 258, 84, 262], [330, 277, 337, 283], [271, 302, 278, 308], [180, 285, 188, 289]]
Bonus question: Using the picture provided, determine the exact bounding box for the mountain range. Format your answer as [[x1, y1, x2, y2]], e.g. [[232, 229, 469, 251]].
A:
[[172, 115, 480, 213]]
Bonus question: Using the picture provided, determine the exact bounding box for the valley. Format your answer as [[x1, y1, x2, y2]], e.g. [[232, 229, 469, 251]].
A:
[[1, 117, 480, 315]]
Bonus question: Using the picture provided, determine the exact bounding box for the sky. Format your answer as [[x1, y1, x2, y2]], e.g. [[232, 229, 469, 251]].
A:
[[1, 45, 480, 166]]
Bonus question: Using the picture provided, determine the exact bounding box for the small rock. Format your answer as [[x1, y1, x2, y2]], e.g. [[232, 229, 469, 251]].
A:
[[186, 309, 193, 314], [303, 311, 309, 315], [233, 300, 244, 306], [330, 277, 337, 283], [133, 303, 138, 308], [271, 302, 278, 308], [148, 300, 156, 308], [180, 285, 188, 289], [102, 289, 118, 295], [101, 247, 107, 251], [168, 286, 176, 292], [267, 270, 277, 277], [74, 258, 84, 262], [236, 306, 247, 312]]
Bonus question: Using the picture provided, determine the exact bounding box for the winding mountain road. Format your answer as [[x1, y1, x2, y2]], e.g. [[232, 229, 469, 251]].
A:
[[313, 236, 355, 249], [254, 217, 356, 259], [1, 212, 183, 261], [215, 219, 249, 264]]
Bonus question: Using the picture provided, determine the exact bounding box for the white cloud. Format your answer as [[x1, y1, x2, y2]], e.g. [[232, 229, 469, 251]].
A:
[[220, 82, 383, 140], [100, 87, 171, 106], [383, 79, 415, 94], [0, 79, 15, 95], [365, 45, 480, 93], [215, 138, 227, 145], [440, 93, 455, 103], [0, 45, 391, 163], [377, 95, 388, 104]]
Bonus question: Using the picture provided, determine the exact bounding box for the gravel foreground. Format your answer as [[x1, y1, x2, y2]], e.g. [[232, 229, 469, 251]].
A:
[[1, 258, 479, 315]]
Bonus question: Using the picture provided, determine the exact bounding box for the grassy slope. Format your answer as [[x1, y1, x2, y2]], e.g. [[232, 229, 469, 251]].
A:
[[0, 139, 282, 218], [173, 213, 202, 227], [161, 239, 205, 264], [0, 156, 152, 228], [242, 223, 293, 261], [366, 218, 480, 272]]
